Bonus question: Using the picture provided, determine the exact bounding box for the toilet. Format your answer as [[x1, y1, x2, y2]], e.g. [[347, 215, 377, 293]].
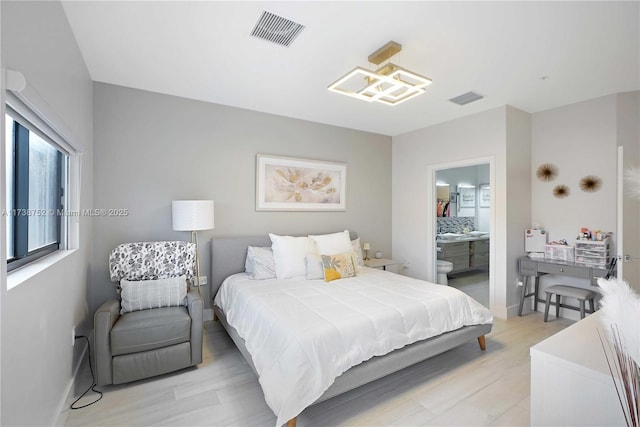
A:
[[436, 260, 454, 285]]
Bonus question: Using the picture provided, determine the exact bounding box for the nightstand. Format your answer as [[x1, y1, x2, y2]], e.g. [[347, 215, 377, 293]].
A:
[[364, 258, 399, 270]]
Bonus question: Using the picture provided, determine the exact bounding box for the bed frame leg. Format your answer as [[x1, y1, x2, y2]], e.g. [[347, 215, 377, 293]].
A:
[[477, 335, 486, 351], [286, 417, 297, 427], [213, 312, 218, 321]]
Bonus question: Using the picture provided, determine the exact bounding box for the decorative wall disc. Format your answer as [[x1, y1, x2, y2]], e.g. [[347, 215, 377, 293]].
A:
[[579, 175, 601, 192], [536, 163, 558, 182], [553, 184, 570, 198]]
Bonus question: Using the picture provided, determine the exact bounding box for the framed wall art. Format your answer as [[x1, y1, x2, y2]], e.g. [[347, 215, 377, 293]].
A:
[[479, 184, 490, 208], [256, 154, 347, 211], [459, 186, 476, 208]]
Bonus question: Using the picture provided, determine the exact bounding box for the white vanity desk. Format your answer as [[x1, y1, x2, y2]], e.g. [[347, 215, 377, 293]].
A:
[[530, 311, 625, 426]]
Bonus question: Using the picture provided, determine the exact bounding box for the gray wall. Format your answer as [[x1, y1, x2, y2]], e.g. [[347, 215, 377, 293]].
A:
[[392, 106, 532, 319], [531, 95, 618, 243], [394, 94, 640, 319], [531, 92, 640, 300], [1, 1, 94, 425], [505, 106, 533, 312], [91, 83, 392, 313]]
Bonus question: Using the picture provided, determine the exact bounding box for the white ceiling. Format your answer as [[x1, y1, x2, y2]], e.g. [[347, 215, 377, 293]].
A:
[[61, 1, 639, 136]]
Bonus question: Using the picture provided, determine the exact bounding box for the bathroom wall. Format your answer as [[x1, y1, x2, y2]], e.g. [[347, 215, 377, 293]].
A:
[[435, 164, 490, 229], [436, 217, 476, 233]]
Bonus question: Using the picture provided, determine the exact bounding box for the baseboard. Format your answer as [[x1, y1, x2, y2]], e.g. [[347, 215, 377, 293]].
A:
[[506, 303, 521, 318], [203, 308, 214, 321], [489, 303, 506, 319], [54, 331, 90, 426], [489, 302, 521, 319]]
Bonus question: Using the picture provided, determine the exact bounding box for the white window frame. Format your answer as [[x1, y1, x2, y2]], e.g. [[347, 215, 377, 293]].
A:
[[5, 109, 69, 270], [3, 71, 84, 288]]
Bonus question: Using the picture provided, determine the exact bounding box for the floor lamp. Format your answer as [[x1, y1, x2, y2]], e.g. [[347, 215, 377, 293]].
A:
[[172, 200, 214, 295]]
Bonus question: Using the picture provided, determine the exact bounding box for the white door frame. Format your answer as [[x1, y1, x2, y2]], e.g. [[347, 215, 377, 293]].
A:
[[427, 155, 496, 311], [617, 146, 624, 279]]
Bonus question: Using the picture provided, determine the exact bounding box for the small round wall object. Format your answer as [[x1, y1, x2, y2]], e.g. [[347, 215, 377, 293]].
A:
[[375, 251, 382, 259]]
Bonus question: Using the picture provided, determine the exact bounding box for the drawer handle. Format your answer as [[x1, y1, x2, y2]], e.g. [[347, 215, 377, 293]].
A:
[[560, 268, 564, 272]]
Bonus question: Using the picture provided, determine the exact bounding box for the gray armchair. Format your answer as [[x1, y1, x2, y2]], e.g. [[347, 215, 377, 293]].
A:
[[94, 241, 203, 386]]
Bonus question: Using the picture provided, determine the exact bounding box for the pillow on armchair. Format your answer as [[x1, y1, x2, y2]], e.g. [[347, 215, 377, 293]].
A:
[[119, 275, 188, 314]]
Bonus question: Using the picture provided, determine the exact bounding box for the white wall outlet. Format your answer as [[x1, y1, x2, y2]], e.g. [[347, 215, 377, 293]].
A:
[[517, 280, 524, 287], [198, 276, 207, 286], [72, 326, 76, 346], [403, 260, 411, 269]]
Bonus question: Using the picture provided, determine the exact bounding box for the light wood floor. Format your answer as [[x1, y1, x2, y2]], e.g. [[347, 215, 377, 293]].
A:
[[61, 312, 573, 427]]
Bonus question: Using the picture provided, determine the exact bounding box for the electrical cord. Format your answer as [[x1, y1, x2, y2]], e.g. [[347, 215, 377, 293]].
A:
[[70, 335, 103, 409], [605, 257, 617, 280]]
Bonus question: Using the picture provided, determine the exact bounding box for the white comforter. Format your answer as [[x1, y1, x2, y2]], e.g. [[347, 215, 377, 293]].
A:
[[214, 267, 493, 426]]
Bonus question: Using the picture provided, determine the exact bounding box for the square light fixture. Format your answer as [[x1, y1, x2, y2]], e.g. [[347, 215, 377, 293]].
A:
[[328, 41, 432, 106]]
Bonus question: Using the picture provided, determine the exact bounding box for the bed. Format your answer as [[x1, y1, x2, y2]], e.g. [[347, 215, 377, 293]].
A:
[[211, 233, 493, 427]]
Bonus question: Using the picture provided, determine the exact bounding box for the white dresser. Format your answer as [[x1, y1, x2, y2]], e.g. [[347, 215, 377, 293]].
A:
[[530, 312, 626, 426]]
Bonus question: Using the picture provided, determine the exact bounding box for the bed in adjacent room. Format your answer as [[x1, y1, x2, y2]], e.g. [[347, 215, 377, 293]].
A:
[[211, 231, 493, 427]]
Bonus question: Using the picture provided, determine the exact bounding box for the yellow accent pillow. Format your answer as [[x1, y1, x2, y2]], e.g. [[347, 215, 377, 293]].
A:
[[321, 251, 357, 282]]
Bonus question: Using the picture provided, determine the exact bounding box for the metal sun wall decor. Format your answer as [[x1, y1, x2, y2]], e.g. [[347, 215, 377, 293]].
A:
[[536, 163, 558, 182], [538, 162, 603, 199], [553, 184, 570, 198], [579, 175, 602, 193]]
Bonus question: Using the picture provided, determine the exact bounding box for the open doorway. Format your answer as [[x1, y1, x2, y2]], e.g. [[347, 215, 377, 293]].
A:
[[433, 161, 492, 309]]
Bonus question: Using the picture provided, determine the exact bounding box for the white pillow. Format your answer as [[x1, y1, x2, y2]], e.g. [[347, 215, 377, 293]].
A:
[[305, 253, 324, 280], [245, 246, 268, 273], [351, 237, 365, 267], [120, 276, 187, 314], [309, 230, 352, 255], [245, 246, 277, 280], [269, 233, 316, 279], [245, 250, 254, 273]]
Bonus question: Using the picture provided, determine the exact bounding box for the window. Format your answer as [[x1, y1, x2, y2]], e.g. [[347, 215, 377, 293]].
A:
[[5, 113, 68, 271]]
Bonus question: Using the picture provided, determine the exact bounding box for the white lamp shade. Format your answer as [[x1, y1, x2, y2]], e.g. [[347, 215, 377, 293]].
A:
[[172, 200, 214, 231], [363, 242, 371, 250]]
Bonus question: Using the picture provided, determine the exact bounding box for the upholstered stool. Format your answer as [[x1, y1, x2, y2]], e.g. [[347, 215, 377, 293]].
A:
[[544, 285, 596, 322]]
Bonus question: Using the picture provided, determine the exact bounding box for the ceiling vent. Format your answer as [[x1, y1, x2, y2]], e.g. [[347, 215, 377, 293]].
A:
[[250, 11, 305, 47], [449, 91, 484, 106]]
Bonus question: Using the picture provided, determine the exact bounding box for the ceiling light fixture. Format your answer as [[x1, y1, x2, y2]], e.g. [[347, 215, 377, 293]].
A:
[[328, 41, 432, 106]]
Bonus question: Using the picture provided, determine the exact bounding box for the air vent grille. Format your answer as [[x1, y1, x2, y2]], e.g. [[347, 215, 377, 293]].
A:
[[250, 11, 305, 47], [449, 91, 484, 105]]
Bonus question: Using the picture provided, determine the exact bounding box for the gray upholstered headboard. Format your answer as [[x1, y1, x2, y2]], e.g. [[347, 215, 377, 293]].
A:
[[210, 231, 358, 300]]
